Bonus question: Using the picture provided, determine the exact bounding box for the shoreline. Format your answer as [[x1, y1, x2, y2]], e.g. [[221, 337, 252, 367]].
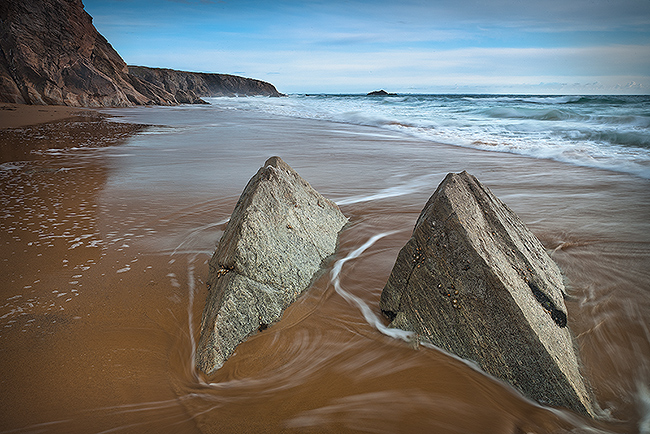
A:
[[0, 103, 96, 129], [0, 105, 147, 164], [0, 103, 648, 433]]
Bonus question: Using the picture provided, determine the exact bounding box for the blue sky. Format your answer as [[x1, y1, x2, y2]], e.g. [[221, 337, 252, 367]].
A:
[[84, 0, 650, 94]]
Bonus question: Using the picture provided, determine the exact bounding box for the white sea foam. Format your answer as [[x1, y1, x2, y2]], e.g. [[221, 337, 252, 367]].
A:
[[335, 174, 435, 205], [640, 382, 650, 434], [330, 231, 414, 342], [187, 255, 198, 377], [204, 94, 650, 179], [0, 162, 23, 172]]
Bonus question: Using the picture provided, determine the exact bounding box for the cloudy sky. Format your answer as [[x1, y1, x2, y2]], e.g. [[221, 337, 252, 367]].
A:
[[84, 0, 650, 94]]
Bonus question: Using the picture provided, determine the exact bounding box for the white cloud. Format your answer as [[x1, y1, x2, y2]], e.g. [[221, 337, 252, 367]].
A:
[[85, 0, 650, 94], [125, 44, 650, 93]]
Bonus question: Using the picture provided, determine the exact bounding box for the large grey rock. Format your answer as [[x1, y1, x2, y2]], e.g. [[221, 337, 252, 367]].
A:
[[380, 171, 597, 417], [196, 157, 348, 374]]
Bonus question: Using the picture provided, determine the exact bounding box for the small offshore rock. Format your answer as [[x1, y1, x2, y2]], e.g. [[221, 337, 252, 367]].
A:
[[196, 157, 347, 375], [380, 171, 598, 417], [367, 90, 397, 96]]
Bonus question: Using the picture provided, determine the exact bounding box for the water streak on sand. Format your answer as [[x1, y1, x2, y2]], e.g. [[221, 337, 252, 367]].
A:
[[335, 174, 436, 205], [187, 256, 198, 377], [330, 230, 413, 342]]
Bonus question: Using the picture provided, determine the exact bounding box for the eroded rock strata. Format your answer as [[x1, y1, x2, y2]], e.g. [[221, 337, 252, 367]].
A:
[[380, 171, 597, 416], [0, 0, 176, 106], [128, 66, 284, 102], [0, 0, 282, 106], [196, 157, 347, 374]]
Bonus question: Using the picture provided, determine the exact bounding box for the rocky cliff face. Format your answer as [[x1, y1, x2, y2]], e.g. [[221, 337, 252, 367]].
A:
[[196, 157, 347, 374], [380, 172, 598, 417], [0, 0, 282, 107], [0, 0, 178, 106], [128, 66, 284, 102]]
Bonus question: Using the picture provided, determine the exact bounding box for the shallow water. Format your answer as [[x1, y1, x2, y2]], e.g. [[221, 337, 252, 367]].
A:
[[201, 94, 650, 179], [1, 105, 649, 433]]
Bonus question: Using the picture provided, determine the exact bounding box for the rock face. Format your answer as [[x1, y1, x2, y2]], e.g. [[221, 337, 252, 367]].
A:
[[0, 0, 177, 106], [0, 0, 283, 106], [128, 66, 284, 102], [380, 171, 597, 416], [196, 157, 348, 375]]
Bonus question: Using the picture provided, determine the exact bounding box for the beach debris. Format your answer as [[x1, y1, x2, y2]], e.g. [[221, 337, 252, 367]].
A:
[[380, 171, 598, 417], [196, 156, 348, 374]]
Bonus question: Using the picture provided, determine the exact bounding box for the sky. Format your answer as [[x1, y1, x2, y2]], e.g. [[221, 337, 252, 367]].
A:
[[83, 0, 650, 95]]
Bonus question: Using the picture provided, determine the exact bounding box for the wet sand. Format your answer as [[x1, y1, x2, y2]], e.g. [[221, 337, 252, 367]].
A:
[[1, 106, 649, 433], [0, 103, 93, 130]]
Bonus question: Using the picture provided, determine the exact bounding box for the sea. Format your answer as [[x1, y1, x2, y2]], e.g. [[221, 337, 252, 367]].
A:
[[207, 94, 650, 179], [1, 94, 649, 434]]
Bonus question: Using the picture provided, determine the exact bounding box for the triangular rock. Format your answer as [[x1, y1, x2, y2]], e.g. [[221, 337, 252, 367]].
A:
[[380, 171, 597, 416], [196, 157, 347, 374]]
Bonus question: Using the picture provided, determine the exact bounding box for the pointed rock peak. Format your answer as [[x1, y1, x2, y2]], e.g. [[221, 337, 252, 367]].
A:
[[380, 171, 598, 417], [196, 157, 347, 375]]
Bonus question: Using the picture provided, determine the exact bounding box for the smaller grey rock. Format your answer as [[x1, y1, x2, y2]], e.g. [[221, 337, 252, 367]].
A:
[[196, 157, 347, 374]]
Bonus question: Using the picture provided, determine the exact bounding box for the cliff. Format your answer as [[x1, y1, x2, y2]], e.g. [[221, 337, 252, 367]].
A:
[[0, 0, 177, 106], [128, 66, 284, 102], [0, 0, 282, 107]]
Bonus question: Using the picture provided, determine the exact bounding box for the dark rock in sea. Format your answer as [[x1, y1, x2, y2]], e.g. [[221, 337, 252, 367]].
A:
[[128, 66, 284, 101], [0, 0, 283, 106], [380, 171, 598, 417], [367, 90, 397, 96], [196, 157, 348, 375]]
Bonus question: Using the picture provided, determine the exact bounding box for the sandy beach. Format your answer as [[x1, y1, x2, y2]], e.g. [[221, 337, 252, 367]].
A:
[[2, 0, 648, 429], [1, 103, 649, 433], [0, 103, 96, 129]]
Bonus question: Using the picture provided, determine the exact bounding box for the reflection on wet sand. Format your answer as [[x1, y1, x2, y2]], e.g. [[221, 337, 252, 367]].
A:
[[1, 108, 649, 434], [0, 117, 197, 432]]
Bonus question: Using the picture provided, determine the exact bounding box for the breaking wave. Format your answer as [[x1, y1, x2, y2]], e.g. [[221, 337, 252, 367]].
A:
[[205, 94, 650, 179]]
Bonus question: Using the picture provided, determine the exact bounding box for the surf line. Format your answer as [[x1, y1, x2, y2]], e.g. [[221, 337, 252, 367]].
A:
[[330, 231, 414, 342]]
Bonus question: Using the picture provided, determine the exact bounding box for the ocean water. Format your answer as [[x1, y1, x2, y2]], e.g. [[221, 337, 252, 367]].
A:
[[205, 94, 650, 179], [1, 96, 650, 433]]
